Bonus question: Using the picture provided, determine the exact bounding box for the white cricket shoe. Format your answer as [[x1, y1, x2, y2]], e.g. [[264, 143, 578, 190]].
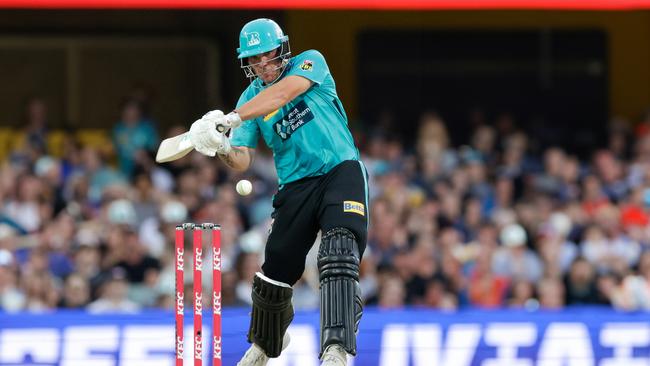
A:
[[320, 344, 348, 366], [236, 332, 290, 366]]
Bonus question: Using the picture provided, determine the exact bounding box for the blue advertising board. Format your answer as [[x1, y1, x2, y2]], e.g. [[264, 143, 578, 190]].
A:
[[1, 307, 649, 365]]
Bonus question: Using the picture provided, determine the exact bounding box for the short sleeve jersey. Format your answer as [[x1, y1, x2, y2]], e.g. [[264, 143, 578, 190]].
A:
[[231, 49, 359, 185]]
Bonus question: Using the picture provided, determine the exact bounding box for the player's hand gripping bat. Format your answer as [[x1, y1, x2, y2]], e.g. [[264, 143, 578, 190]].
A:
[[155, 111, 241, 163]]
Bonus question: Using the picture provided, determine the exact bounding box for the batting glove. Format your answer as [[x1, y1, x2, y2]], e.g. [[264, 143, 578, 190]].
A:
[[189, 111, 231, 157]]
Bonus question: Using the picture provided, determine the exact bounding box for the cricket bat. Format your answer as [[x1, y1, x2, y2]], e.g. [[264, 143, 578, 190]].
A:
[[155, 123, 235, 163], [155, 131, 194, 163]]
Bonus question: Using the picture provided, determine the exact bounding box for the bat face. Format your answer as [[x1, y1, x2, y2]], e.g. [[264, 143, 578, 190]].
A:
[[155, 132, 194, 163]]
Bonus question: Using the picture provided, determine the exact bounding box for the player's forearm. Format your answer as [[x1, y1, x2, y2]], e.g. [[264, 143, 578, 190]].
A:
[[236, 87, 290, 121], [218, 146, 252, 171], [235, 76, 312, 120]]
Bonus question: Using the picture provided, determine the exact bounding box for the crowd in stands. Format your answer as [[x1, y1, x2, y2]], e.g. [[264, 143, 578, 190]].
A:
[[2, 94, 650, 313]]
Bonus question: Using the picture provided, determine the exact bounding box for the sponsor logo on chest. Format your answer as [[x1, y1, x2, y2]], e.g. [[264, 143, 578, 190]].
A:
[[273, 100, 315, 140]]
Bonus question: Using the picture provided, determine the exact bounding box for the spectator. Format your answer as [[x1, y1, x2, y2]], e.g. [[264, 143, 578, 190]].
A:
[[112, 98, 158, 178], [593, 150, 629, 202], [536, 212, 578, 276], [537, 277, 565, 309], [377, 275, 406, 309], [0, 249, 25, 312], [23, 97, 50, 154], [581, 213, 641, 273], [422, 276, 457, 309], [532, 147, 566, 199], [507, 279, 536, 308], [564, 257, 600, 305], [5, 93, 650, 314], [58, 273, 91, 309], [87, 267, 140, 313], [468, 248, 509, 308], [492, 224, 543, 282]]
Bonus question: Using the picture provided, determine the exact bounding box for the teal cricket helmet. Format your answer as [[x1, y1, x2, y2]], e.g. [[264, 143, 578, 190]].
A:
[[237, 18, 292, 86], [237, 18, 289, 59]]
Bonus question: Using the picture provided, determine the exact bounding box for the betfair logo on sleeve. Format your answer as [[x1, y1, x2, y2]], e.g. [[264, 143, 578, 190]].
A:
[[343, 201, 365, 216]]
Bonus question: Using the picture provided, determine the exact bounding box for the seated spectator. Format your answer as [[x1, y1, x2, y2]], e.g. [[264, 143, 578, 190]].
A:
[[581, 174, 610, 217], [422, 276, 457, 310], [139, 200, 188, 258], [602, 251, 650, 310], [58, 273, 91, 309], [377, 275, 406, 309], [537, 276, 565, 309], [87, 267, 140, 313], [581, 218, 641, 272], [536, 212, 578, 276], [532, 147, 566, 198], [507, 279, 536, 308], [0, 249, 25, 312], [79, 146, 128, 205], [593, 150, 629, 202], [468, 250, 509, 308], [24, 97, 49, 153], [564, 257, 600, 305], [492, 224, 543, 282]]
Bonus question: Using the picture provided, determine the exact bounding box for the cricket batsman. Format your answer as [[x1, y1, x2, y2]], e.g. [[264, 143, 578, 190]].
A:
[[187, 18, 368, 366]]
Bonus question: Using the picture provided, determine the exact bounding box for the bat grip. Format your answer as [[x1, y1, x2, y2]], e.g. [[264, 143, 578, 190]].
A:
[[216, 124, 232, 137]]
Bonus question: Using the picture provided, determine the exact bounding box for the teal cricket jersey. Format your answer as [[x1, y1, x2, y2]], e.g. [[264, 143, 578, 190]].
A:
[[231, 49, 360, 185]]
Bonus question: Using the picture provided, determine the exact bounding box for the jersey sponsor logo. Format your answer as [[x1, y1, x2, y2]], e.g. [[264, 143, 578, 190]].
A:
[[274, 100, 315, 140], [263, 109, 280, 121], [300, 60, 313, 71], [246, 32, 260, 47], [343, 201, 365, 216]]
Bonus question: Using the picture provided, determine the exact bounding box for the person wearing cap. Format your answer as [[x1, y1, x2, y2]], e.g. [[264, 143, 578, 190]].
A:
[[492, 223, 543, 283]]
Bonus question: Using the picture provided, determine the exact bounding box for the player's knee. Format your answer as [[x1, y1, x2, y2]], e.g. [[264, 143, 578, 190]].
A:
[[320, 225, 366, 258], [318, 228, 360, 279], [261, 259, 303, 286]]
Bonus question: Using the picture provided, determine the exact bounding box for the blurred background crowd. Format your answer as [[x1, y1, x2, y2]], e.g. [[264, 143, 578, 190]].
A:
[[2, 93, 650, 314]]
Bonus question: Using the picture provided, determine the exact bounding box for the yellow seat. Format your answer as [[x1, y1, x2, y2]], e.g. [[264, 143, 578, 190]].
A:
[[8, 130, 26, 156], [0, 128, 13, 161], [76, 129, 113, 155], [47, 130, 67, 158]]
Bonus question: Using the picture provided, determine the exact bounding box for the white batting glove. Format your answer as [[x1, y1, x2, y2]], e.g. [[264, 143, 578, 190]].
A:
[[214, 131, 231, 155], [225, 111, 243, 130], [189, 111, 231, 157], [201, 109, 242, 134]]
